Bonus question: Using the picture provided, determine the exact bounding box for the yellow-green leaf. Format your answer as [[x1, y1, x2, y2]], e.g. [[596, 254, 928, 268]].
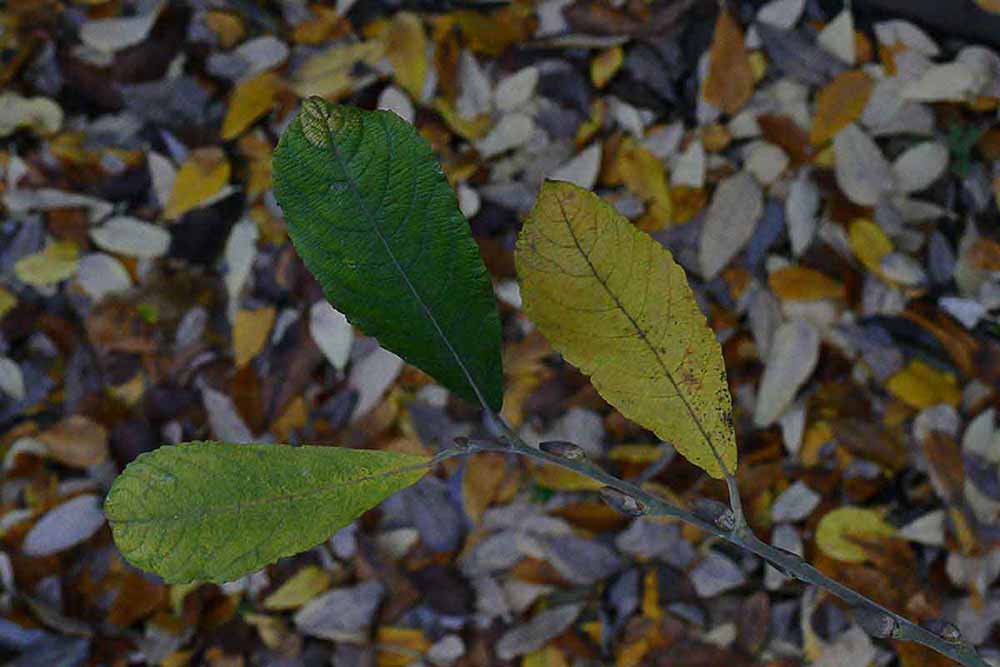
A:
[[816, 506, 896, 563], [516, 181, 737, 478], [105, 442, 430, 583], [14, 241, 79, 286]]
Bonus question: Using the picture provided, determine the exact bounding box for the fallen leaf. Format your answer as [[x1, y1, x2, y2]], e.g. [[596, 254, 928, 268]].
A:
[[0, 288, 15, 318], [754, 319, 820, 426], [79, 0, 165, 53], [834, 123, 892, 206], [309, 300, 353, 371], [384, 13, 428, 100], [702, 7, 755, 115], [264, 565, 333, 610], [817, 8, 856, 65], [14, 240, 79, 286], [90, 216, 172, 258], [615, 137, 672, 230], [0, 357, 25, 401], [816, 506, 895, 563], [164, 148, 231, 220], [23, 494, 106, 556], [291, 40, 385, 99], [902, 62, 984, 102], [700, 171, 763, 278], [891, 141, 949, 193], [701, 7, 754, 115], [591, 46, 624, 88], [886, 360, 961, 409], [769, 266, 845, 301], [848, 218, 893, 275], [0, 92, 63, 137], [221, 71, 280, 140], [233, 307, 276, 368], [810, 70, 874, 145], [38, 415, 110, 467]]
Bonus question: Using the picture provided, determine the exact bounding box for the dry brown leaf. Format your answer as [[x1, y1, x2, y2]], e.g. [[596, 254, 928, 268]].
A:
[[38, 415, 109, 467], [810, 70, 874, 145], [702, 7, 754, 115]]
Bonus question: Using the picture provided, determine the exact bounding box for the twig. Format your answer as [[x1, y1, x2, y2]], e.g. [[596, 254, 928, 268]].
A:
[[447, 414, 990, 667]]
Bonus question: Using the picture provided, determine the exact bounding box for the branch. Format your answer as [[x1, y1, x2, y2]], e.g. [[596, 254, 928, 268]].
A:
[[447, 415, 989, 667]]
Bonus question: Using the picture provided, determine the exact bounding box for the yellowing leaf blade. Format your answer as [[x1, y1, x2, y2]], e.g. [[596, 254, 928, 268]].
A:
[[516, 181, 736, 478], [810, 70, 873, 145]]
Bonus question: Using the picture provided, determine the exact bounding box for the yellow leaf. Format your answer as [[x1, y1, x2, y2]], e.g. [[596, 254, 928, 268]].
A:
[[524, 646, 569, 667], [0, 287, 18, 318], [516, 182, 737, 479], [848, 218, 893, 275], [384, 13, 427, 100], [886, 360, 961, 409], [14, 241, 79, 286], [233, 307, 276, 367], [768, 266, 846, 301], [816, 506, 895, 563], [810, 70, 874, 145], [452, 4, 536, 57], [292, 40, 385, 99], [263, 565, 332, 610], [376, 627, 429, 667], [164, 148, 230, 220], [702, 7, 754, 115], [591, 46, 623, 89], [616, 137, 672, 230], [530, 460, 604, 491], [432, 98, 492, 140], [221, 71, 280, 140], [978, 0, 1000, 13]]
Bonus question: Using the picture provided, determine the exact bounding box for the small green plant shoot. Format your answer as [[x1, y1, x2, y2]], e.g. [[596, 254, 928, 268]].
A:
[[104, 99, 986, 667]]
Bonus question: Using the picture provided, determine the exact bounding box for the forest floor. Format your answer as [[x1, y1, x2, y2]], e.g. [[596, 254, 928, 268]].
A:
[[2, 0, 1000, 666]]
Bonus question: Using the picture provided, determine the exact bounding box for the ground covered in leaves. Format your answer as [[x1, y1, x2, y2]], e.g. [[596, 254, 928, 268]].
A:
[[3, 0, 1000, 665]]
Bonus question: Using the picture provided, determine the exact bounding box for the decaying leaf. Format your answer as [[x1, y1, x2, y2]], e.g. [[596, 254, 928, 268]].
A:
[[517, 181, 737, 478], [834, 124, 892, 206]]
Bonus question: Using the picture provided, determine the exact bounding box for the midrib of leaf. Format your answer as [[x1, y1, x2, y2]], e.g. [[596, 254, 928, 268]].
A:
[[318, 112, 491, 411], [109, 456, 431, 525], [552, 194, 734, 476]]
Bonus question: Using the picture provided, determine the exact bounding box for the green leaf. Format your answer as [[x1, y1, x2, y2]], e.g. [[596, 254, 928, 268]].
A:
[[272, 99, 503, 411], [515, 181, 737, 479], [104, 442, 429, 583]]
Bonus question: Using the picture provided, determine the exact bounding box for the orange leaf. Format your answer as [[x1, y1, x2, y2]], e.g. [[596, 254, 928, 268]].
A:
[[810, 70, 874, 145], [702, 7, 754, 115], [768, 266, 846, 301]]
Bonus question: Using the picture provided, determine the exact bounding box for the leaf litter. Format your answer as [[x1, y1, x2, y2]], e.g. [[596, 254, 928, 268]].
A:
[[2, 0, 1000, 665]]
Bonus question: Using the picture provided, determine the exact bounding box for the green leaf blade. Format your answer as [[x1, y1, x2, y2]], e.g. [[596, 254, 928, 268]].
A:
[[272, 99, 503, 410], [104, 442, 429, 583]]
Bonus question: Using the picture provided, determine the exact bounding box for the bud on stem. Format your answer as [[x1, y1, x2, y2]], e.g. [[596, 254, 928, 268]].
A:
[[599, 487, 646, 516], [539, 440, 587, 460]]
